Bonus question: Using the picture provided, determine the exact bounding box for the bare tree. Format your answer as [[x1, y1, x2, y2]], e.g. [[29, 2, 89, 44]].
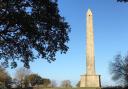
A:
[[15, 67, 31, 88], [60, 80, 72, 88], [110, 53, 128, 87], [76, 81, 80, 87], [50, 80, 57, 88]]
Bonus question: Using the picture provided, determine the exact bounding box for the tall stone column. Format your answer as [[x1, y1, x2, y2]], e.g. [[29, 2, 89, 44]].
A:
[[86, 9, 95, 75], [80, 9, 101, 88]]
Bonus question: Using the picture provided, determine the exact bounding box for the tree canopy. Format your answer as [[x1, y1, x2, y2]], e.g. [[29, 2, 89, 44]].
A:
[[27, 74, 43, 86], [27, 74, 51, 87], [117, 0, 128, 2], [0, 0, 70, 68]]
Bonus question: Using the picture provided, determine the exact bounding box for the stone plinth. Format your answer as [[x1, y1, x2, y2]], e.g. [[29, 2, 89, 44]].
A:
[[80, 75, 101, 87]]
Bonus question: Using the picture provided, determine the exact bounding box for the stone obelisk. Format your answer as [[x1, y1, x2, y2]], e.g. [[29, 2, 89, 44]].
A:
[[80, 9, 101, 88], [86, 9, 95, 75]]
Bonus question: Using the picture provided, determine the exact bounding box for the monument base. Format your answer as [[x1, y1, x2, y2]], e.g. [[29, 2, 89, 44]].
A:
[[80, 75, 101, 88]]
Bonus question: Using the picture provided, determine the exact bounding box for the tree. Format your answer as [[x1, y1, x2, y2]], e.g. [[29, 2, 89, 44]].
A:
[[0, 66, 12, 88], [60, 80, 72, 88], [110, 53, 128, 87], [117, 0, 128, 2], [0, 66, 8, 83], [27, 74, 43, 86], [15, 67, 31, 88], [76, 81, 80, 88], [24, 76, 31, 88], [11, 78, 20, 88], [0, 0, 70, 68], [50, 80, 57, 88], [5, 76, 12, 89], [27, 74, 51, 87], [42, 78, 51, 88]]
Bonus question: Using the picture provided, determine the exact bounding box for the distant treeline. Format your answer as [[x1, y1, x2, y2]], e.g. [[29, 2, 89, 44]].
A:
[[103, 86, 128, 89]]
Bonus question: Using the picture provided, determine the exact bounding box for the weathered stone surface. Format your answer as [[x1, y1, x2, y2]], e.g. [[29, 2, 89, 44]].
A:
[[80, 9, 101, 88], [80, 75, 101, 87], [86, 9, 95, 75]]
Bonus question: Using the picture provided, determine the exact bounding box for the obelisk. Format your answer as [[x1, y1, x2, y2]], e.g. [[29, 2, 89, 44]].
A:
[[86, 9, 95, 75], [80, 9, 101, 88]]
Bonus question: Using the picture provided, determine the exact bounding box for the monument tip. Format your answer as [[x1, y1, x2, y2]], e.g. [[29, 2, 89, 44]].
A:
[[87, 9, 92, 15]]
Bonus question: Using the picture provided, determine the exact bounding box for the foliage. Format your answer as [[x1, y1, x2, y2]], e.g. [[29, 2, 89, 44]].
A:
[[42, 78, 51, 88], [27, 73, 51, 87], [110, 54, 128, 87], [27, 74, 43, 86], [0, 0, 70, 68], [117, 0, 128, 2], [11, 78, 21, 88], [0, 66, 7, 82], [24, 76, 30, 88], [0, 66, 12, 88], [5, 75, 12, 89], [0, 83, 7, 89], [60, 80, 72, 88]]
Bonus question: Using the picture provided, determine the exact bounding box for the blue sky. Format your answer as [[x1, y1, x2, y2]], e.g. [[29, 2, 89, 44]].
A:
[[7, 0, 128, 87]]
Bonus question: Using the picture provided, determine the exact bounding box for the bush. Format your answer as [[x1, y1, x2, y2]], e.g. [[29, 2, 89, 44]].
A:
[[0, 83, 7, 89]]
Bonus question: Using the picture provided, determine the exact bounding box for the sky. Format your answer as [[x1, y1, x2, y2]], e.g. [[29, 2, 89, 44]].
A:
[[7, 0, 128, 87]]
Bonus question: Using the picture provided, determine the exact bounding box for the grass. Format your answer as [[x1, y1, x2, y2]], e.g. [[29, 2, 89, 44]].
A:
[[9, 87, 128, 89], [32, 87, 127, 89], [32, 88, 101, 89]]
